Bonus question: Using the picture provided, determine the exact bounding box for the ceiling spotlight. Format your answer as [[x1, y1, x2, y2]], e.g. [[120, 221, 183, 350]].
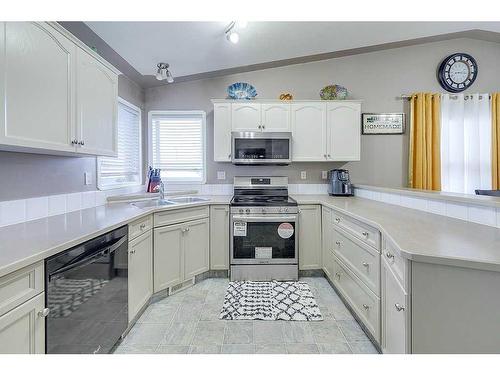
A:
[[225, 21, 241, 44], [226, 30, 239, 44], [156, 63, 174, 82]]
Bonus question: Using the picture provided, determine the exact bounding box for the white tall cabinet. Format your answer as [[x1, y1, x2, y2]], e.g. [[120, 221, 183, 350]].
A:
[[212, 99, 361, 163], [0, 22, 119, 156]]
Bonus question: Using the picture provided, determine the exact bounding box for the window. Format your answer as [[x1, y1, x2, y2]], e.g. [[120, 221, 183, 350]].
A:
[[148, 111, 206, 184], [440, 93, 492, 194], [97, 98, 142, 190]]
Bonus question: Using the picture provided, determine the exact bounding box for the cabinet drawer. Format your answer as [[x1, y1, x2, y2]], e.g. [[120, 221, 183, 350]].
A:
[[154, 206, 209, 227], [382, 237, 408, 289], [332, 211, 380, 250], [0, 262, 44, 317], [333, 228, 380, 296], [128, 215, 153, 241], [332, 255, 380, 342]]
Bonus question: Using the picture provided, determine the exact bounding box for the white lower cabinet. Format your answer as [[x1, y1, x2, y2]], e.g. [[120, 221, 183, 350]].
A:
[[0, 293, 45, 354], [210, 205, 230, 270], [321, 206, 333, 279], [381, 257, 409, 353], [184, 219, 210, 279], [332, 255, 380, 341], [128, 230, 153, 322], [298, 205, 322, 270], [154, 217, 209, 293]]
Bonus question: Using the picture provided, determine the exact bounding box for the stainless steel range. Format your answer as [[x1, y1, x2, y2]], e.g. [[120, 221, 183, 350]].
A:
[[230, 176, 298, 281]]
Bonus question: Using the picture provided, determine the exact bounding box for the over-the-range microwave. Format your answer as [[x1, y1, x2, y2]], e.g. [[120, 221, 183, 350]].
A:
[[231, 131, 292, 165]]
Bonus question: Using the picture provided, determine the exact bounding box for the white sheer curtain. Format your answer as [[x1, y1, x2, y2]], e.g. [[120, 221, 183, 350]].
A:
[[441, 93, 492, 194]]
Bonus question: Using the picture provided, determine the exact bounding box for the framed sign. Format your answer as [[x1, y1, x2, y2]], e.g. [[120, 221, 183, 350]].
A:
[[362, 113, 405, 134]]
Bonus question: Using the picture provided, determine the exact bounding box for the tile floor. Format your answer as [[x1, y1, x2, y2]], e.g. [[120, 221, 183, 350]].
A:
[[114, 277, 378, 354]]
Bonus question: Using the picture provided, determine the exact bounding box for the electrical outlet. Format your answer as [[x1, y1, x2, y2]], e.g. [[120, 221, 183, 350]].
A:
[[217, 171, 226, 180], [322, 170, 328, 179], [84, 172, 92, 185], [300, 171, 307, 180]]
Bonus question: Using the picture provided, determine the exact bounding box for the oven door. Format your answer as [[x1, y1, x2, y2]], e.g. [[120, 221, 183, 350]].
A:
[[231, 132, 291, 165], [230, 214, 298, 265]]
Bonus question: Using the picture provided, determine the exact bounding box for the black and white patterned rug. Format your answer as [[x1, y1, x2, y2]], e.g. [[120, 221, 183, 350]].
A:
[[219, 280, 323, 321]]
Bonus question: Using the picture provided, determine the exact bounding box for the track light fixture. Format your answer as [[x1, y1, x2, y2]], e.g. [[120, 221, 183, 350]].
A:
[[225, 21, 248, 44], [156, 63, 174, 83]]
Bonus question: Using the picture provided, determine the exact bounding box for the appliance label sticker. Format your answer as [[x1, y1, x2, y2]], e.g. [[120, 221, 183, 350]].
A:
[[255, 247, 272, 259], [278, 223, 294, 239], [233, 222, 247, 236]]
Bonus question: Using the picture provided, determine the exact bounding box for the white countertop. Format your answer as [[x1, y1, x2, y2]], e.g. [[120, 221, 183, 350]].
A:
[[293, 195, 500, 272], [0, 196, 231, 278], [0, 193, 499, 279]]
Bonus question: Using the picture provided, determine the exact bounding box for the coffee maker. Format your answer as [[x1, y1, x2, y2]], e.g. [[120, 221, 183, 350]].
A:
[[328, 169, 353, 196]]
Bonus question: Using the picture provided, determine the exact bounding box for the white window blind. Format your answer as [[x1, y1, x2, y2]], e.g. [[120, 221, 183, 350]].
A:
[[149, 111, 206, 183], [98, 99, 142, 190]]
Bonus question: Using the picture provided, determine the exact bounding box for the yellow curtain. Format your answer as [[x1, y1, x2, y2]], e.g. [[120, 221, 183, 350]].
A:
[[408, 93, 441, 190], [492, 93, 500, 190]]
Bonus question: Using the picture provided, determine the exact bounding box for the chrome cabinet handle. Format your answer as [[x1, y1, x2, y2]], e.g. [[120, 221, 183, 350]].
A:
[[362, 231, 369, 237], [386, 252, 395, 260], [38, 308, 50, 318], [334, 217, 340, 223], [71, 139, 78, 145], [395, 303, 405, 312], [335, 272, 342, 280], [78, 140, 85, 146], [140, 223, 146, 230], [362, 262, 369, 268], [323, 154, 327, 158], [335, 241, 341, 246], [362, 304, 370, 310], [129, 249, 136, 255], [327, 154, 331, 158]]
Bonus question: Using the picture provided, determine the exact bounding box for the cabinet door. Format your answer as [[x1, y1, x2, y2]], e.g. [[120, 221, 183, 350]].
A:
[[261, 103, 290, 131], [210, 205, 229, 270], [128, 231, 153, 322], [154, 223, 184, 292], [76, 47, 118, 156], [184, 218, 210, 279], [321, 206, 333, 279], [326, 102, 361, 161], [0, 293, 45, 354], [291, 102, 327, 161], [381, 257, 409, 353], [1, 22, 76, 152], [213, 103, 232, 161], [231, 103, 261, 131], [298, 205, 322, 270]]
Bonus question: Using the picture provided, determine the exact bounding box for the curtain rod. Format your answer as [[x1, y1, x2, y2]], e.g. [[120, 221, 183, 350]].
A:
[[398, 94, 491, 100]]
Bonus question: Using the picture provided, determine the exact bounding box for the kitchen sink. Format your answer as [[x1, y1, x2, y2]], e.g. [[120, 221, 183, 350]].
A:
[[132, 199, 176, 209], [167, 196, 210, 204]]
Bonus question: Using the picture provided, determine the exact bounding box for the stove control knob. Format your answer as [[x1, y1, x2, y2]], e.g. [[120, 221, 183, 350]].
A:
[[261, 208, 266, 213], [283, 207, 288, 213], [245, 209, 250, 214], [239, 209, 243, 214]]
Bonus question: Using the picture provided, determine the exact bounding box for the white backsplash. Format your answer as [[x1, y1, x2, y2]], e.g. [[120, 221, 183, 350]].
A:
[[354, 187, 500, 229]]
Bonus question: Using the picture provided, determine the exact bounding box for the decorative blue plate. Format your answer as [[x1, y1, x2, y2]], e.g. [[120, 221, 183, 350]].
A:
[[227, 82, 258, 99]]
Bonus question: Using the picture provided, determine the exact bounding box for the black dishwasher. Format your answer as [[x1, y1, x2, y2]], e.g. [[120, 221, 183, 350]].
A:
[[45, 226, 128, 354]]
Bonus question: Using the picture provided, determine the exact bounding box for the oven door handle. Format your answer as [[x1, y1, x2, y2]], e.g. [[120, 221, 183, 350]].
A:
[[231, 215, 297, 222]]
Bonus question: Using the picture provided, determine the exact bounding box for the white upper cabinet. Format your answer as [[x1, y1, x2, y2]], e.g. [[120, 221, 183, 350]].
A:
[[326, 102, 361, 161], [231, 103, 261, 131], [261, 103, 291, 131], [0, 22, 76, 153], [213, 102, 232, 162], [0, 22, 119, 157], [291, 102, 327, 161], [212, 99, 361, 162], [76, 47, 118, 156]]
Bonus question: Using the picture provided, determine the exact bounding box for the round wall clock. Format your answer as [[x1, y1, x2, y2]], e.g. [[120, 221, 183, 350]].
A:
[[437, 53, 478, 93]]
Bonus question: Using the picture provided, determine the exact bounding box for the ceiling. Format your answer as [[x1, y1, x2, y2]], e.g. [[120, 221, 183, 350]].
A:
[[84, 21, 500, 86]]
